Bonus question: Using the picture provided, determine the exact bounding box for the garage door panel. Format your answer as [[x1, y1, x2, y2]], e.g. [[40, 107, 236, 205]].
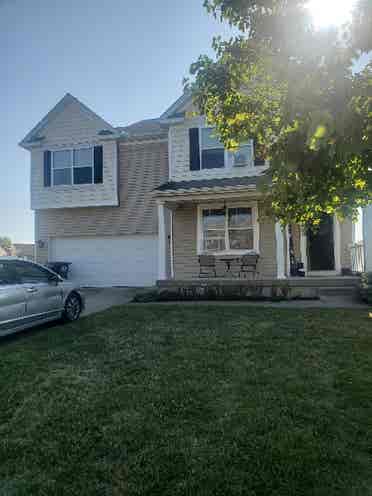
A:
[[50, 236, 158, 287]]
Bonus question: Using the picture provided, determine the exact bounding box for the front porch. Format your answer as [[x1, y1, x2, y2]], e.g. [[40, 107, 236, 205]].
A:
[[153, 172, 362, 303], [157, 275, 360, 301], [156, 190, 355, 284]]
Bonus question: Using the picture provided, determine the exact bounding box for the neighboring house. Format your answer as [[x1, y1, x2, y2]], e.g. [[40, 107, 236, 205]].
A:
[[13, 243, 35, 261], [0, 246, 8, 257], [20, 92, 355, 287]]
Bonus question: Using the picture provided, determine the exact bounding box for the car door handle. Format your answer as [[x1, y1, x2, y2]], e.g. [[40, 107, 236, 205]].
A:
[[26, 287, 38, 293]]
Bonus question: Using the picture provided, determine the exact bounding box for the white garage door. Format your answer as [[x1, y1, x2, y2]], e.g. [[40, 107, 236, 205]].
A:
[[50, 236, 158, 287]]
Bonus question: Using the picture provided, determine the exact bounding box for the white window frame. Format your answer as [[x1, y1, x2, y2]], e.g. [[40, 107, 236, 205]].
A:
[[197, 201, 260, 255], [199, 127, 255, 170], [51, 146, 94, 187]]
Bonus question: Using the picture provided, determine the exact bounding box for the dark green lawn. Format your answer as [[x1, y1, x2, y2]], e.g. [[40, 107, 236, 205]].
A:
[[1, 305, 372, 495]]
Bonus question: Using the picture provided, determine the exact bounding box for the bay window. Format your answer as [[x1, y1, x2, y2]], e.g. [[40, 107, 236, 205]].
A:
[[200, 204, 258, 253]]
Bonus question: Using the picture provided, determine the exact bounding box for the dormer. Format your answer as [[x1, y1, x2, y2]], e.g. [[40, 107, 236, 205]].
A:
[[20, 94, 120, 210]]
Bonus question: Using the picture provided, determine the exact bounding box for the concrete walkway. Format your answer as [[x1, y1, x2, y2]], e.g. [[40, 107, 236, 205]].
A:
[[81, 287, 138, 316]]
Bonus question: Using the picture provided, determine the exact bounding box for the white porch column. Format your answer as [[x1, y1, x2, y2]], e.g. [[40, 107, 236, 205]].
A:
[[285, 225, 291, 277], [157, 201, 167, 280], [275, 222, 286, 279], [300, 228, 308, 273]]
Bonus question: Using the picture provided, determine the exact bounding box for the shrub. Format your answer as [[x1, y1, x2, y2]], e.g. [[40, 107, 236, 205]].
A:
[[360, 273, 372, 304]]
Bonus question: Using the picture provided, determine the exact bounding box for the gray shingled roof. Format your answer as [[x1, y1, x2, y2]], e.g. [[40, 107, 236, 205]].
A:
[[117, 118, 165, 137], [155, 175, 269, 193]]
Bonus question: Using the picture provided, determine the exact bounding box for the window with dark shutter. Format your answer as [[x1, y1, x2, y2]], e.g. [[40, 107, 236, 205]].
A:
[[200, 128, 225, 169], [254, 157, 266, 166], [43, 150, 51, 187], [94, 146, 103, 183], [189, 128, 200, 171], [253, 142, 266, 166]]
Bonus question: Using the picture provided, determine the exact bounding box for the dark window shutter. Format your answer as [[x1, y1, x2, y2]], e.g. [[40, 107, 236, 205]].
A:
[[254, 141, 266, 166], [94, 146, 103, 183], [43, 150, 51, 187], [254, 157, 266, 166], [189, 128, 200, 171]]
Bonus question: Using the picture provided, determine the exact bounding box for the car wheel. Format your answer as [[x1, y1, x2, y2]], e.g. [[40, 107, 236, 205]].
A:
[[63, 292, 82, 322]]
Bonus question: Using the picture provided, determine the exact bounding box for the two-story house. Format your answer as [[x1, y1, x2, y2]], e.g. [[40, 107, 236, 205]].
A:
[[20, 92, 355, 287]]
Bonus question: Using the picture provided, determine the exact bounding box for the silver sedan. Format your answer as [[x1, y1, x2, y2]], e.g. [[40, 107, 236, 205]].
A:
[[0, 258, 85, 337]]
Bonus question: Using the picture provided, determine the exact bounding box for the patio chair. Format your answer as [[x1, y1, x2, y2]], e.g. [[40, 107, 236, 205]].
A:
[[239, 254, 260, 279], [198, 255, 217, 278]]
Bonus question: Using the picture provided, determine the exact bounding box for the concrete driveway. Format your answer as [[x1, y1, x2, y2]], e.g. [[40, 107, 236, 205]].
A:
[[81, 288, 139, 316]]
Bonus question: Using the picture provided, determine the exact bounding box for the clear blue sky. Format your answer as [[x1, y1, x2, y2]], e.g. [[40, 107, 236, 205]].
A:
[[0, 0, 233, 243]]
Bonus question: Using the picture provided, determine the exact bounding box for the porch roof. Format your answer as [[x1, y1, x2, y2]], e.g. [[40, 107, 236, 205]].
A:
[[154, 174, 269, 197]]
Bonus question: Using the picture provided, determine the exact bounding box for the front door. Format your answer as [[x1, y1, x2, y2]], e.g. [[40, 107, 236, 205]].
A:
[[307, 215, 335, 271]]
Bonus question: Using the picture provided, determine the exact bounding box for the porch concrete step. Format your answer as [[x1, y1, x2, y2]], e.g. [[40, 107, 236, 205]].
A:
[[289, 276, 360, 288], [318, 286, 359, 297], [158, 277, 361, 289]]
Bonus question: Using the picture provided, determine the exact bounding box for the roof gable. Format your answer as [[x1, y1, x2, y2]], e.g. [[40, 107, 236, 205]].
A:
[[160, 91, 195, 120], [19, 93, 116, 148]]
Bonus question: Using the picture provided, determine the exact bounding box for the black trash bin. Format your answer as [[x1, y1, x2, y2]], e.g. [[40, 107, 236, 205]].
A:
[[46, 261, 72, 279]]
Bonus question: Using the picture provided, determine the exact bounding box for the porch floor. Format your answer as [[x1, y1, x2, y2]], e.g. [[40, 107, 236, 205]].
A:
[[157, 276, 360, 301]]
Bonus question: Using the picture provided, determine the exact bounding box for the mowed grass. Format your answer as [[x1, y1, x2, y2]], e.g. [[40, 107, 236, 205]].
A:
[[1, 305, 372, 496]]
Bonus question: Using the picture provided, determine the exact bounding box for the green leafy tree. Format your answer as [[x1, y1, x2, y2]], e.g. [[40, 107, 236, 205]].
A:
[[187, 0, 372, 225], [0, 237, 13, 254]]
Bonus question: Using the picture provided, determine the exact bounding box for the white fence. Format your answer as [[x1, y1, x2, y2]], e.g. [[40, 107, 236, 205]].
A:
[[350, 242, 365, 273]]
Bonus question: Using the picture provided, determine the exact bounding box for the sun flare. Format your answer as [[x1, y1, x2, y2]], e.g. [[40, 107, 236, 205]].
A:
[[306, 0, 356, 28]]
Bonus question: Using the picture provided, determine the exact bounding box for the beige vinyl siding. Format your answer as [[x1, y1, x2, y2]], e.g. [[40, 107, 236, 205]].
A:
[[258, 209, 277, 278], [172, 203, 277, 279], [291, 225, 302, 263], [31, 141, 118, 210], [35, 139, 168, 264], [173, 205, 199, 279], [30, 98, 120, 210], [169, 117, 268, 182], [41, 99, 113, 145], [340, 218, 353, 269]]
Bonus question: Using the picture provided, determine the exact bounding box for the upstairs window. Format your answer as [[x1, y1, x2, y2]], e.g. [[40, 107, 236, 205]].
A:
[[199, 128, 254, 170], [52, 150, 72, 185], [227, 143, 254, 168], [201, 128, 225, 169], [73, 148, 93, 184], [52, 147, 94, 186]]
